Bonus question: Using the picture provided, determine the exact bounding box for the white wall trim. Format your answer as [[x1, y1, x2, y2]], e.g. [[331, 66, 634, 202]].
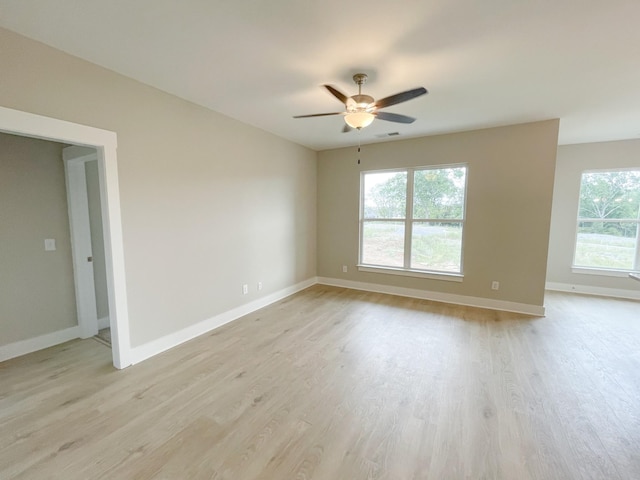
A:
[[129, 277, 318, 365], [318, 277, 545, 316], [546, 282, 640, 301], [0, 327, 80, 363], [97, 316, 110, 330]]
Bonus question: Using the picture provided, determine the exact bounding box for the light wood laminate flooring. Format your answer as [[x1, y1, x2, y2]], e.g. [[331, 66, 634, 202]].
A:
[[1, 285, 639, 479]]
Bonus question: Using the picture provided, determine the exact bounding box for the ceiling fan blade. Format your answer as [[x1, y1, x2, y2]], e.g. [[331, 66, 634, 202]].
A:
[[323, 85, 350, 105], [342, 124, 353, 133], [375, 111, 416, 124], [293, 112, 343, 118], [374, 87, 427, 109]]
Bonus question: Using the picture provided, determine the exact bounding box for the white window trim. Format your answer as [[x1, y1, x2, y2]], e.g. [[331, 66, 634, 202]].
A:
[[357, 265, 464, 282], [359, 163, 467, 279], [571, 266, 639, 277]]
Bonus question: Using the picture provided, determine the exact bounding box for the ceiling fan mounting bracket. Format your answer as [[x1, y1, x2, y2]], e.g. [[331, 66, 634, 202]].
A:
[[353, 73, 368, 87]]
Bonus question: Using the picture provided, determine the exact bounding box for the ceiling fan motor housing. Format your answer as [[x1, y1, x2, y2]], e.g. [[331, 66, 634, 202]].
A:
[[349, 94, 375, 112]]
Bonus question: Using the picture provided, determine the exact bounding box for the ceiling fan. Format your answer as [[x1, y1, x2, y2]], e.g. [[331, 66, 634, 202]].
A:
[[294, 73, 428, 132]]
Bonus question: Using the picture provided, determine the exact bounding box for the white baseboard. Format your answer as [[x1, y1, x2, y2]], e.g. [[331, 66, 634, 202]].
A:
[[130, 277, 318, 365], [97, 316, 110, 330], [545, 282, 640, 300], [0, 326, 81, 363], [318, 277, 545, 316]]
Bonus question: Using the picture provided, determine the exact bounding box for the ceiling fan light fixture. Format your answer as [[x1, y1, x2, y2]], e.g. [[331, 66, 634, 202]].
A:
[[345, 111, 375, 129]]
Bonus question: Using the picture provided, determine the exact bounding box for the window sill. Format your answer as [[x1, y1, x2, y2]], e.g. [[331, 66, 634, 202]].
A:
[[357, 265, 464, 282], [571, 267, 639, 278]]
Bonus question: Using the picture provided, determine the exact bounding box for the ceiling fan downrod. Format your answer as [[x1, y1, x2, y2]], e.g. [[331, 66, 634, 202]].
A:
[[353, 73, 368, 94], [351, 74, 374, 111]]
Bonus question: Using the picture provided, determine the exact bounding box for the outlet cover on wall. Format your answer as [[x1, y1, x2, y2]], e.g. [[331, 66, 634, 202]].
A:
[[44, 239, 56, 251], [491, 281, 500, 290], [342, 265, 348, 273], [242, 284, 248, 295]]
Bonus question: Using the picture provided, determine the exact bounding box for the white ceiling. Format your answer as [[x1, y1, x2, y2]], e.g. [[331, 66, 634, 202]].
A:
[[1, 0, 639, 151]]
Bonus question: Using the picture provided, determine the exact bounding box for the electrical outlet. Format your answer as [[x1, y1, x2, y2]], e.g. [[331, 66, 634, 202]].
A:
[[242, 284, 248, 295], [258, 282, 263, 291], [491, 281, 500, 290], [342, 265, 348, 273]]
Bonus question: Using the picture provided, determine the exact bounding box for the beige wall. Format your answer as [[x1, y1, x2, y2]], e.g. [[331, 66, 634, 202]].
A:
[[0, 27, 317, 347], [547, 139, 640, 291], [318, 120, 559, 308], [0, 132, 77, 345]]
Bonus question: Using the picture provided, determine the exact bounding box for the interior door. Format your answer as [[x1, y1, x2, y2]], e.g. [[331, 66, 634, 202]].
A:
[[63, 147, 99, 338]]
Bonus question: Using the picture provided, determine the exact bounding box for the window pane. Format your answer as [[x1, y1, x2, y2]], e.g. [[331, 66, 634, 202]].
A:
[[413, 167, 466, 219], [363, 172, 407, 219], [578, 171, 640, 220], [574, 221, 638, 269], [362, 221, 405, 267], [411, 222, 463, 272]]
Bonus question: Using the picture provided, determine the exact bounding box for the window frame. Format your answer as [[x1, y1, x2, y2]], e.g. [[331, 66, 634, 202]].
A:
[[571, 167, 640, 276], [358, 163, 468, 281]]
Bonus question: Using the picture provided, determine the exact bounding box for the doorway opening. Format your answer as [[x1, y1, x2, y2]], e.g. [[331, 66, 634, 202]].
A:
[[0, 106, 131, 369]]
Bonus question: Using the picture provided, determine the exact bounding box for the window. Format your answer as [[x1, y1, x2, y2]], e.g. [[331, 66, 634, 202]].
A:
[[573, 169, 640, 272], [359, 165, 467, 277]]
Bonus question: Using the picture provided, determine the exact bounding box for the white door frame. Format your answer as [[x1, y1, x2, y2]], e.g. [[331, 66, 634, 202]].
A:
[[0, 105, 131, 369], [63, 148, 99, 339]]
